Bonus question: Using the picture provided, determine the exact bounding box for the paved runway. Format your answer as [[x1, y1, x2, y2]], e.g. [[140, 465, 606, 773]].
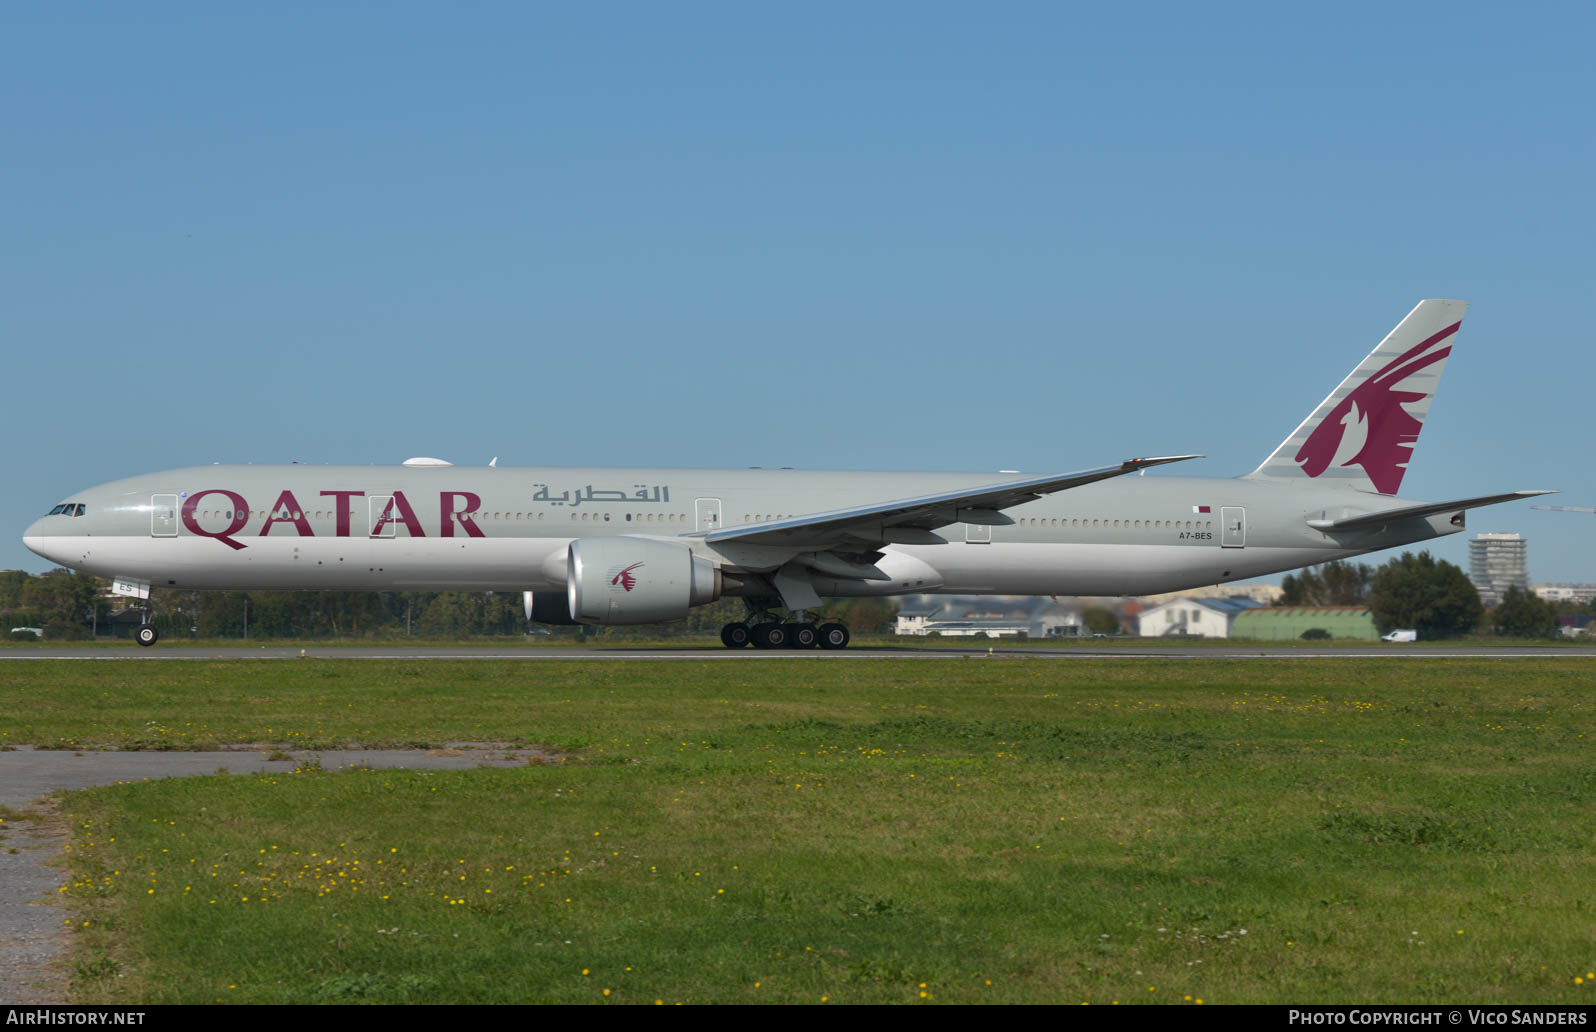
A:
[[4, 643, 1595, 660]]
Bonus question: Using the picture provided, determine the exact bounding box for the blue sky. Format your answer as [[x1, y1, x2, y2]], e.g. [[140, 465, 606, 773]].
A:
[[5, 3, 1593, 582]]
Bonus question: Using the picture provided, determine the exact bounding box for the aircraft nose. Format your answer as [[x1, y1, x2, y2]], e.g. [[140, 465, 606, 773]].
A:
[[22, 518, 60, 563]]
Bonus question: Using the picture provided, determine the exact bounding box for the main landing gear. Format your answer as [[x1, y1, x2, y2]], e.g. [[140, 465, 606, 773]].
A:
[[720, 609, 851, 650]]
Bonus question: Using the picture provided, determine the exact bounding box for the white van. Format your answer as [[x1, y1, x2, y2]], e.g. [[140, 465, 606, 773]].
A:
[[1381, 629, 1417, 643]]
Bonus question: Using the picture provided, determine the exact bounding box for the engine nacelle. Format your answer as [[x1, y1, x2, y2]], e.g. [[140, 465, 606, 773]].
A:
[[526, 590, 579, 626], [567, 537, 721, 625]]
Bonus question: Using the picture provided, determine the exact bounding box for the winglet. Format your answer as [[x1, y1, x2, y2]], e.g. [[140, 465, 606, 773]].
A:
[[1122, 454, 1205, 473]]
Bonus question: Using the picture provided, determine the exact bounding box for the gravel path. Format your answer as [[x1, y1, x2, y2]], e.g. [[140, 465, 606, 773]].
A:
[[0, 744, 538, 1003]]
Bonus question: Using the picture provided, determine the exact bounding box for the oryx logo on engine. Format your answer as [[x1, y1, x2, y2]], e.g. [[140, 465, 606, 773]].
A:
[[609, 562, 644, 592]]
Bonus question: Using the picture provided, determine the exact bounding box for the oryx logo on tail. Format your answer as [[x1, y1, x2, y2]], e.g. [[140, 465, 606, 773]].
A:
[[1294, 321, 1459, 494], [1245, 299, 1467, 496]]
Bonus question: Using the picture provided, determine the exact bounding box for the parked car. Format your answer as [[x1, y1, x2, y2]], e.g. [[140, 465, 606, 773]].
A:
[[1381, 629, 1417, 643]]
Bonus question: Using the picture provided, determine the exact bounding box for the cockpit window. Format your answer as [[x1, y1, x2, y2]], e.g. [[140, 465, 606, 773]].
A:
[[48, 504, 66, 515], [46, 503, 86, 516], [74, 504, 86, 517]]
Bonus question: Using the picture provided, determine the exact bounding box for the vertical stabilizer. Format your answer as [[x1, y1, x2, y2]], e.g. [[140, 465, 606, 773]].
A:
[[1245, 299, 1466, 495]]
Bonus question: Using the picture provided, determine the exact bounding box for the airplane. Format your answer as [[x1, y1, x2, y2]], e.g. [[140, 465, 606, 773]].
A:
[[23, 299, 1551, 649]]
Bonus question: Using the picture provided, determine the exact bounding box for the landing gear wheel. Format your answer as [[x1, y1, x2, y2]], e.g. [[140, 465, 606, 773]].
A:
[[752, 622, 788, 649], [136, 625, 159, 647], [789, 624, 819, 649], [720, 623, 751, 649], [818, 623, 850, 650]]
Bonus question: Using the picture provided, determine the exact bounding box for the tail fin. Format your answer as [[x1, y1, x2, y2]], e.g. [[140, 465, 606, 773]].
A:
[[1245, 299, 1466, 496]]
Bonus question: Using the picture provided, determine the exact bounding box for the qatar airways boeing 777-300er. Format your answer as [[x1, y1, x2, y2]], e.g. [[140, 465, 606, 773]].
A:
[[24, 300, 1552, 648]]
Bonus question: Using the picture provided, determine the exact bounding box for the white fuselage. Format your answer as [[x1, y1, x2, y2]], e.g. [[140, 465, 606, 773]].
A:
[[24, 463, 1459, 599]]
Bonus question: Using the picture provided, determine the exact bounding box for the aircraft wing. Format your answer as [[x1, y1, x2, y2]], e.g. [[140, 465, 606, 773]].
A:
[[1305, 490, 1556, 531], [697, 455, 1203, 550]]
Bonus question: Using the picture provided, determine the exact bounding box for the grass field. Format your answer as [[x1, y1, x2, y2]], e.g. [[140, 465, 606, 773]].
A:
[[5, 657, 1593, 1004]]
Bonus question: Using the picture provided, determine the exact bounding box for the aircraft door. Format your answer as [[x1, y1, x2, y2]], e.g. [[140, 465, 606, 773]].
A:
[[151, 494, 178, 537], [369, 495, 397, 538], [1221, 506, 1246, 548], [694, 497, 722, 533]]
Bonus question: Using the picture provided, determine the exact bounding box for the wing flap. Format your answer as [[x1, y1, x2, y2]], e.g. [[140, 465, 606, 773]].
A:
[[1306, 490, 1556, 531]]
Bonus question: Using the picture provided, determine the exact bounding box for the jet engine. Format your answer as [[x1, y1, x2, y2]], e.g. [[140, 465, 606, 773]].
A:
[[524, 590, 579, 625], [566, 537, 721, 625]]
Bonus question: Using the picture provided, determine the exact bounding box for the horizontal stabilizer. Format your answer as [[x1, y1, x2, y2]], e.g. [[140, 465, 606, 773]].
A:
[[1305, 490, 1556, 531]]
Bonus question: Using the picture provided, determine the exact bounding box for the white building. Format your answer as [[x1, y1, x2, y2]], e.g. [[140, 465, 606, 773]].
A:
[[1470, 533, 1528, 606], [1533, 584, 1596, 605], [1137, 597, 1263, 638]]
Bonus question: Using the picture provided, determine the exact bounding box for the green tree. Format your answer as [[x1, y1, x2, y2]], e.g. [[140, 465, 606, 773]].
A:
[[1278, 569, 1322, 605], [1491, 587, 1560, 639], [1279, 560, 1372, 606], [826, 598, 898, 635], [1367, 551, 1482, 640], [0, 570, 29, 612], [417, 593, 485, 636], [21, 569, 104, 639], [1082, 606, 1120, 635]]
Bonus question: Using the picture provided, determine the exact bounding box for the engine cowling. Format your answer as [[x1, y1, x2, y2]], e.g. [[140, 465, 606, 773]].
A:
[[525, 590, 579, 626], [567, 537, 721, 625]]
